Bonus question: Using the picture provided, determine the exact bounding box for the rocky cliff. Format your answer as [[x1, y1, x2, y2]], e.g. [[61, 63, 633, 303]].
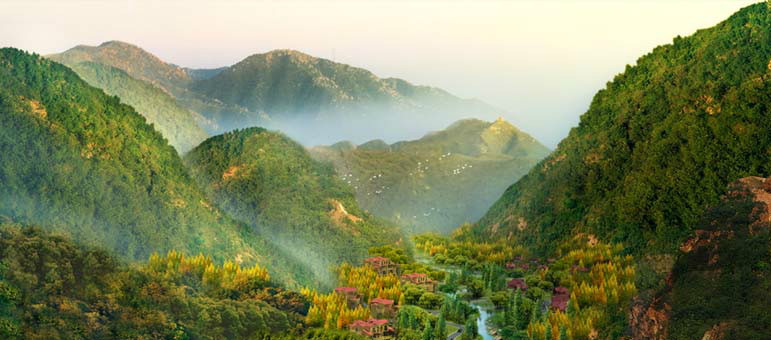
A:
[[628, 176, 771, 339]]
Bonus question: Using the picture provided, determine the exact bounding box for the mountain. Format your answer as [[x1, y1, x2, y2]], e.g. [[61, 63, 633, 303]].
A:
[[49, 40, 193, 96], [309, 118, 549, 234], [184, 127, 404, 286], [0, 48, 315, 287], [629, 176, 771, 340], [189, 49, 505, 144], [472, 3, 771, 254], [46, 59, 209, 153], [48, 42, 212, 153], [49, 42, 511, 146]]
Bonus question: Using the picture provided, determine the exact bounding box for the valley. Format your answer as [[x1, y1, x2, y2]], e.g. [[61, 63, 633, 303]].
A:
[[1, 1, 770, 340]]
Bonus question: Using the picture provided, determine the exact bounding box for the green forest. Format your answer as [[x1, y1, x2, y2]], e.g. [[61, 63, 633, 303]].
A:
[[57, 60, 210, 153], [475, 2, 771, 254], [0, 222, 310, 340], [185, 127, 403, 288]]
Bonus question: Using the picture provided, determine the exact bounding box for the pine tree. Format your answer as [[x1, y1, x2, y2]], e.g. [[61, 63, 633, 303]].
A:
[[544, 323, 552, 340], [435, 313, 447, 340], [558, 325, 567, 340], [422, 320, 434, 340], [463, 317, 478, 340], [410, 310, 420, 330]]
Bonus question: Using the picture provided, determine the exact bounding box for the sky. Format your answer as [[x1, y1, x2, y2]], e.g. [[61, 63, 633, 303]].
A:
[[0, 0, 759, 147]]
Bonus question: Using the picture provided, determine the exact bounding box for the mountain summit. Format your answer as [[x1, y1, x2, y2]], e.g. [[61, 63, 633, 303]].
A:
[[50, 41, 510, 146]]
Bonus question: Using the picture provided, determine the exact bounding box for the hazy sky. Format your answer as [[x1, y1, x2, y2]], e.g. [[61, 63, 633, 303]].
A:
[[0, 0, 759, 147]]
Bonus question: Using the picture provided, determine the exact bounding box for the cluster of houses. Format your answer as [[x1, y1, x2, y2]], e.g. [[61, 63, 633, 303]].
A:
[[335, 256, 438, 338], [334, 285, 397, 338]]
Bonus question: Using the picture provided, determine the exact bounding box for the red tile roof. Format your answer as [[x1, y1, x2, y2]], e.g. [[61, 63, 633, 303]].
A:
[[369, 319, 389, 325], [335, 287, 357, 293], [402, 273, 426, 278], [365, 256, 390, 262], [507, 278, 528, 291], [551, 294, 569, 312], [370, 298, 394, 305]]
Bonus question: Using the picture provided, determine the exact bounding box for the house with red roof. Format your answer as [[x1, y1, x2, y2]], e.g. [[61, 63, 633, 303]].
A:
[[349, 318, 393, 338], [335, 287, 361, 307], [400, 273, 437, 292], [550, 293, 569, 312], [370, 297, 396, 319], [507, 278, 528, 291]]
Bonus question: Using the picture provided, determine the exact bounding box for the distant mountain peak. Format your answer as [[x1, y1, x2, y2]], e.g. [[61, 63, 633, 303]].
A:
[[51, 40, 192, 96]]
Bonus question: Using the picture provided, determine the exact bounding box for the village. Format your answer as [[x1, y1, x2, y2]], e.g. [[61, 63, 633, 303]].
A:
[[301, 233, 624, 340]]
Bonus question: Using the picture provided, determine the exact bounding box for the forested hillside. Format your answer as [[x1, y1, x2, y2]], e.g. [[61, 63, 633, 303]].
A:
[[51, 60, 209, 153], [0, 48, 317, 287], [49, 41, 193, 96], [185, 127, 404, 287], [474, 2, 771, 254], [310, 119, 549, 234], [0, 223, 314, 340]]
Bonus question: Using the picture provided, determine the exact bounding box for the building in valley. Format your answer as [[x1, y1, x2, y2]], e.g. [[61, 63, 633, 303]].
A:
[[370, 297, 396, 319], [507, 278, 528, 291], [400, 273, 437, 292], [349, 318, 393, 338], [364, 256, 399, 275], [335, 287, 361, 308]]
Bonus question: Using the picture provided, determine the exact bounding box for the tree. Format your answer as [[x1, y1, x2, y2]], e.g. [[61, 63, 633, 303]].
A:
[[558, 325, 567, 340], [544, 323, 552, 340], [462, 317, 478, 340], [435, 313, 447, 340], [422, 320, 434, 340], [467, 278, 484, 298]]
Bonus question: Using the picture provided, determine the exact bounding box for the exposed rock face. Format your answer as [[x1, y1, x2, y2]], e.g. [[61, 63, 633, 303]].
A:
[[627, 176, 771, 339], [627, 295, 670, 340]]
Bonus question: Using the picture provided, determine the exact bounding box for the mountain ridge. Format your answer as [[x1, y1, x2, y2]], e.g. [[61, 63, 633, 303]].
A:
[[470, 2, 771, 255], [309, 118, 549, 234]]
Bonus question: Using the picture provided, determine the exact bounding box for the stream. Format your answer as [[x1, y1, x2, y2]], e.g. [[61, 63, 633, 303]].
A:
[[470, 302, 495, 340]]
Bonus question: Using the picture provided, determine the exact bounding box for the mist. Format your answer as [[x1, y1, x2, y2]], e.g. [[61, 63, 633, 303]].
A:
[[1, 0, 758, 148]]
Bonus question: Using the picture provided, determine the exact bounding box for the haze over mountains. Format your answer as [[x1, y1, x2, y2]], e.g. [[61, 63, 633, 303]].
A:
[[49, 41, 507, 147], [4, 3, 771, 339], [0, 48, 402, 289], [310, 118, 549, 234]]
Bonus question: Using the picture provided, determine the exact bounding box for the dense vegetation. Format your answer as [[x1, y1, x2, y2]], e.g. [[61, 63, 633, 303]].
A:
[[0, 223, 306, 340], [660, 177, 771, 339], [185, 127, 403, 287], [310, 119, 548, 234], [0, 48, 318, 287], [48, 59, 209, 153], [474, 2, 771, 254], [417, 233, 637, 340]]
